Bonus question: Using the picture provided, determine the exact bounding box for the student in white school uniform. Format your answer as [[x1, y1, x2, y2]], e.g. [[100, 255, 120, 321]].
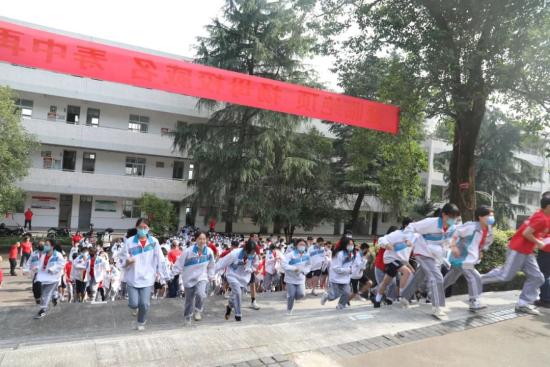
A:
[[444, 205, 495, 311], [400, 203, 460, 319], [321, 237, 362, 309], [171, 232, 216, 326], [119, 218, 170, 331], [264, 243, 282, 292], [282, 238, 311, 315], [32, 240, 66, 319], [374, 217, 415, 308], [215, 239, 259, 322], [306, 237, 326, 296]]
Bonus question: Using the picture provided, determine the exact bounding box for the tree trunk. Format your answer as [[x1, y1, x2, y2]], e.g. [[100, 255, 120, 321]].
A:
[[449, 98, 486, 221], [350, 189, 365, 234], [273, 218, 282, 235], [224, 195, 236, 233]]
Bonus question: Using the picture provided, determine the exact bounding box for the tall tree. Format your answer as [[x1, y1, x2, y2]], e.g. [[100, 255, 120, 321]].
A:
[[138, 193, 177, 236], [173, 0, 317, 232], [317, 0, 550, 220], [0, 86, 36, 215]]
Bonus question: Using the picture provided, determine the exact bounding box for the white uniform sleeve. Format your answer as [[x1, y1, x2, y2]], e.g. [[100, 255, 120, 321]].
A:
[[331, 252, 351, 275], [215, 251, 235, 273], [282, 252, 298, 272], [207, 248, 216, 280], [171, 249, 188, 276]]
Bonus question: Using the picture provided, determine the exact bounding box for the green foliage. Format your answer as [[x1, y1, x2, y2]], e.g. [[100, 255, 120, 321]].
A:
[[0, 86, 36, 215], [138, 193, 177, 236], [476, 229, 514, 274]]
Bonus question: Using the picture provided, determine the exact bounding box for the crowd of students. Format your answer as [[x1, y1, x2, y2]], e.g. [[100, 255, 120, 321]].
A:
[[5, 194, 550, 330]]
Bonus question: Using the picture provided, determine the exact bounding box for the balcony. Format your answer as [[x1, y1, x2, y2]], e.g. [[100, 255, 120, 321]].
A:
[[18, 168, 192, 201], [22, 117, 186, 158]]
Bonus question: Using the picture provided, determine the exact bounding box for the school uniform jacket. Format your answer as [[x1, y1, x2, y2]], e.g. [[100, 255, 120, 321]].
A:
[[449, 221, 494, 268], [120, 234, 170, 288], [351, 253, 368, 280], [329, 250, 363, 285], [171, 244, 215, 288], [404, 217, 456, 262], [308, 245, 326, 272], [378, 230, 415, 265], [215, 248, 259, 288], [264, 249, 282, 275], [32, 250, 66, 284], [282, 250, 311, 285]]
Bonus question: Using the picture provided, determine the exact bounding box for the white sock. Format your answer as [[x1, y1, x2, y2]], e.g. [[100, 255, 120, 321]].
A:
[[375, 293, 383, 302], [399, 288, 404, 295]]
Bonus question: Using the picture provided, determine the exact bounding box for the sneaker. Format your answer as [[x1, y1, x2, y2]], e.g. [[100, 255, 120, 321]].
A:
[[131, 309, 138, 316], [515, 304, 541, 316], [52, 297, 58, 307], [400, 298, 410, 308], [225, 305, 232, 320], [384, 298, 393, 306], [286, 309, 293, 316], [34, 309, 46, 319], [250, 300, 260, 310], [469, 300, 487, 311], [432, 307, 447, 319], [320, 293, 328, 306], [194, 311, 202, 321], [311, 289, 318, 296], [135, 323, 145, 331], [373, 300, 381, 308], [336, 303, 345, 310], [235, 315, 242, 322], [184, 318, 192, 327]]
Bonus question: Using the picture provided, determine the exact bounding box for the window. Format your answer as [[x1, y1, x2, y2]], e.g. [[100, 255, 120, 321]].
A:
[[188, 163, 194, 180], [15, 99, 33, 118], [518, 190, 539, 206], [66, 105, 80, 124], [82, 152, 96, 173], [156, 161, 165, 168], [125, 156, 146, 176], [122, 200, 141, 218], [128, 114, 149, 133], [62, 150, 77, 171], [86, 108, 100, 127], [41, 151, 52, 169], [430, 185, 446, 202], [173, 161, 185, 179]]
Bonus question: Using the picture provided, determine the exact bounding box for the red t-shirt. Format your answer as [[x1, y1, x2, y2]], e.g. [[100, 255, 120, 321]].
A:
[[9, 244, 19, 259], [24, 210, 33, 220], [167, 248, 182, 264], [375, 248, 385, 271], [65, 262, 72, 281], [220, 248, 232, 258], [21, 241, 32, 254], [72, 235, 82, 245], [90, 257, 96, 278], [509, 210, 550, 255], [479, 227, 489, 250], [208, 242, 218, 256]]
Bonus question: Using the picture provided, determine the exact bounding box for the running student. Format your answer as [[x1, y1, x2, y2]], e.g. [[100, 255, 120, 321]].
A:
[[216, 239, 259, 321], [264, 243, 281, 292], [171, 232, 216, 326], [481, 197, 550, 315], [306, 237, 326, 296], [374, 217, 414, 308], [321, 237, 362, 309], [349, 242, 373, 302], [400, 203, 460, 319], [282, 238, 311, 315], [373, 229, 398, 304], [119, 218, 170, 331], [31, 240, 66, 319], [444, 205, 494, 311]]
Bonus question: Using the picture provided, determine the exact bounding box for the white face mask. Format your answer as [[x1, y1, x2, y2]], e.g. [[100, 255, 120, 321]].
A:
[[297, 245, 306, 253], [346, 245, 354, 252]]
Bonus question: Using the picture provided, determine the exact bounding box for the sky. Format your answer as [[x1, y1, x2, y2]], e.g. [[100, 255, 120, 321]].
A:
[[1, 0, 339, 90]]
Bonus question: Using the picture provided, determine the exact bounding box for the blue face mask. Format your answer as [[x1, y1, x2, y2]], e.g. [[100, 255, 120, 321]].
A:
[[137, 228, 149, 238], [487, 216, 495, 226], [446, 218, 456, 227], [297, 245, 306, 253], [43, 245, 51, 253]]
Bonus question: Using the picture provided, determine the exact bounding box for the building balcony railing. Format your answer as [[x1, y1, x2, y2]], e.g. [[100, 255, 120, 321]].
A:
[[17, 168, 192, 201], [22, 117, 187, 158]]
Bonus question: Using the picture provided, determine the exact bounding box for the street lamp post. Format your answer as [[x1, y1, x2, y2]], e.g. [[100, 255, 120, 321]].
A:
[[475, 190, 495, 208]]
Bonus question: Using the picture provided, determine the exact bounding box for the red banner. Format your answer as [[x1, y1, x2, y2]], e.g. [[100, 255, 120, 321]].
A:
[[0, 20, 399, 134]]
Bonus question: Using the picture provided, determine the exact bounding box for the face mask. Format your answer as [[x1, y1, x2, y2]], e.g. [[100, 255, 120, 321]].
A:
[[346, 245, 354, 252], [487, 216, 495, 226], [37, 245, 44, 252], [446, 218, 456, 227], [137, 228, 149, 237], [82, 252, 89, 258], [297, 245, 306, 253], [43, 245, 51, 253]]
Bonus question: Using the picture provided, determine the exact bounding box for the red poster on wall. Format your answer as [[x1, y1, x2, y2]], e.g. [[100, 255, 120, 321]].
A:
[[0, 20, 399, 134]]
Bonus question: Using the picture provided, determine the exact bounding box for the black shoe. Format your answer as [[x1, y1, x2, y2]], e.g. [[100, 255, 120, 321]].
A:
[[235, 315, 242, 322], [225, 305, 232, 320], [35, 299, 41, 305], [384, 298, 393, 306], [34, 309, 46, 319], [347, 302, 351, 306], [373, 300, 381, 308], [52, 298, 58, 307], [534, 299, 550, 309]]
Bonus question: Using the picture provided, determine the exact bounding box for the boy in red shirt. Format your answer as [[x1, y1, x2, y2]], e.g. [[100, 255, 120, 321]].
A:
[[9, 242, 20, 276], [24, 208, 33, 230], [482, 196, 550, 315]]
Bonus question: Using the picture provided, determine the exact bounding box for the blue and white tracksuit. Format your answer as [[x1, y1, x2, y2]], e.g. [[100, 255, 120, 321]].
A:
[[30, 250, 66, 311], [308, 245, 326, 272], [264, 249, 282, 291], [172, 244, 216, 319], [119, 234, 170, 324], [282, 250, 311, 311], [444, 222, 493, 302], [215, 248, 259, 317], [401, 217, 456, 307], [327, 250, 362, 307]]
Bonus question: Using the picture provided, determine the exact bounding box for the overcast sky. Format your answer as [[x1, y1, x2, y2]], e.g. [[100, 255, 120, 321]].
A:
[[1, 0, 339, 90]]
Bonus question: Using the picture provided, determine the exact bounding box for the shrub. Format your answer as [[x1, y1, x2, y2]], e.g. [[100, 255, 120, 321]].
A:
[[476, 228, 514, 273]]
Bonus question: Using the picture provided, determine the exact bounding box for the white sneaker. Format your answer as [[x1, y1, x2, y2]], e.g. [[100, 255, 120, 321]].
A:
[[311, 289, 318, 296], [469, 300, 487, 311], [194, 311, 202, 321], [184, 318, 192, 327], [515, 304, 541, 315], [250, 300, 260, 310], [432, 307, 447, 319], [336, 303, 345, 310], [286, 309, 293, 316], [131, 309, 138, 316], [400, 297, 410, 308], [320, 293, 329, 306], [135, 323, 145, 331]]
